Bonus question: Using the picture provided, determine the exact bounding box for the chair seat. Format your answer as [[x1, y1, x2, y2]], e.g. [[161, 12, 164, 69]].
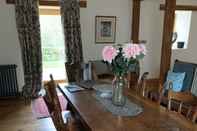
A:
[[168, 90, 197, 103]]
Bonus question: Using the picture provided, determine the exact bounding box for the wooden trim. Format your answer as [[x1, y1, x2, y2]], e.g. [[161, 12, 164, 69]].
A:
[[131, 0, 141, 43], [160, 4, 197, 11], [160, 0, 176, 84], [39, 8, 60, 15], [6, 0, 87, 8]]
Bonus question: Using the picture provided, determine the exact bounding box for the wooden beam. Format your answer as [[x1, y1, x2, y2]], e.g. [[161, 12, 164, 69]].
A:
[[160, 0, 176, 84], [160, 4, 197, 11], [39, 8, 60, 15], [131, 0, 141, 43], [6, 0, 87, 8]]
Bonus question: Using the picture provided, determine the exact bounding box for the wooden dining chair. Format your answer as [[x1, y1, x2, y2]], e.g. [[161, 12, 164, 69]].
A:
[[44, 74, 70, 131], [167, 81, 197, 115], [135, 72, 162, 102]]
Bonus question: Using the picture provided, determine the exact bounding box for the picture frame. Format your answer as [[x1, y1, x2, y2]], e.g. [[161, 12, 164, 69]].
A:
[[95, 16, 116, 43]]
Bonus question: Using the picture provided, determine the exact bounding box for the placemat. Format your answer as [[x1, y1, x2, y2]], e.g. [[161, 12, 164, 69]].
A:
[[94, 93, 143, 117]]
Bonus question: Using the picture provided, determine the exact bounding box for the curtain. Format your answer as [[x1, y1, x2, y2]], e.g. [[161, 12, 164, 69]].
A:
[[59, 0, 83, 64], [15, 0, 42, 98]]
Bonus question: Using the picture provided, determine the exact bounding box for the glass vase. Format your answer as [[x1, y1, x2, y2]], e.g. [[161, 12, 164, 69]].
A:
[[112, 75, 126, 106]]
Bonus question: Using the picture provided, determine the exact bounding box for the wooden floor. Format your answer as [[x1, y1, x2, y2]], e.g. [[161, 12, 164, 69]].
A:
[[0, 99, 56, 131]]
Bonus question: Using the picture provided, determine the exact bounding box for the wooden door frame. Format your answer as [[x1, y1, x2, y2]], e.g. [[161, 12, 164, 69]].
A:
[[131, 0, 141, 43], [159, 0, 176, 84], [131, 0, 176, 84]]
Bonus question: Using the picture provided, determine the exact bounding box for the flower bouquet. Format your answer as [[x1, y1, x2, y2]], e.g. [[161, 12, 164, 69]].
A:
[[102, 43, 146, 106]]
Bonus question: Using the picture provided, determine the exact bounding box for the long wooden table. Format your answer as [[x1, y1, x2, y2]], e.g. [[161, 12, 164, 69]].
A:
[[59, 84, 197, 131]]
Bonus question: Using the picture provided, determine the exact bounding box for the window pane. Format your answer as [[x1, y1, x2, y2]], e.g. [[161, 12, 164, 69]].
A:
[[172, 11, 192, 49], [40, 15, 66, 81]]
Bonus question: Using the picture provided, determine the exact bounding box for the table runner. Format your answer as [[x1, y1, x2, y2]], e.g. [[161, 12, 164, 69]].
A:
[[94, 92, 143, 117]]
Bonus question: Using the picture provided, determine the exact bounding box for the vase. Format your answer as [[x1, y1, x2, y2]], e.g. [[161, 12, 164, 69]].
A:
[[112, 75, 126, 106]]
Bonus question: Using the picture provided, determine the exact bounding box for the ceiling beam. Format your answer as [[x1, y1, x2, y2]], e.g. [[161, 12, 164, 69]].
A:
[[160, 4, 197, 11], [131, 0, 141, 43], [6, 0, 87, 8], [160, 0, 176, 84]]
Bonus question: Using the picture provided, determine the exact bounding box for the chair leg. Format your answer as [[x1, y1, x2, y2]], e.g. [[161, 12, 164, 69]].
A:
[[168, 99, 171, 111], [192, 111, 197, 123], [186, 107, 192, 118], [178, 102, 183, 114]]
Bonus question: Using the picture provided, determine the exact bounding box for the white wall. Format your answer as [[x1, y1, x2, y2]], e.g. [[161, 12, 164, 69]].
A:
[[139, 0, 164, 78], [80, 0, 132, 62], [0, 1, 24, 91]]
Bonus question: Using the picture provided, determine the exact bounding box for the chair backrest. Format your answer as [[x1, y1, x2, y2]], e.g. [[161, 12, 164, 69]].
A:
[[65, 62, 82, 83], [44, 74, 67, 131], [91, 60, 114, 82], [91, 60, 112, 76], [191, 68, 197, 97], [136, 72, 149, 97]]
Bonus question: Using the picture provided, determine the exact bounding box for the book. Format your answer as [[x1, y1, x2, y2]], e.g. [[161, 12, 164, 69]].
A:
[[65, 84, 85, 93]]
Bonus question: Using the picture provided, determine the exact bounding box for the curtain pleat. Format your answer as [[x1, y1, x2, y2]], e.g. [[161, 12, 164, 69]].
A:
[[59, 0, 84, 82], [59, 0, 83, 64], [15, 0, 42, 98]]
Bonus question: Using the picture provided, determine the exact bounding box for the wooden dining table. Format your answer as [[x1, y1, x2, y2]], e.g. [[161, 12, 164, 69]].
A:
[[58, 83, 197, 131]]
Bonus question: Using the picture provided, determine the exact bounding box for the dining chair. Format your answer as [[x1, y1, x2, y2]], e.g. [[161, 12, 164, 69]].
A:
[[44, 74, 71, 131], [137, 72, 160, 101], [167, 81, 197, 116]]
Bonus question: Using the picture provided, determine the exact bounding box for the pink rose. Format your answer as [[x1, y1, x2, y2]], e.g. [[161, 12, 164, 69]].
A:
[[123, 44, 135, 59], [123, 43, 146, 59], [102, 46, 117, 63]]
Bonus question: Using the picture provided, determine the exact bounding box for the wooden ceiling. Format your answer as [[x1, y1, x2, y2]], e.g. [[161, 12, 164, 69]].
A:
[[6, 0, 87, 8]]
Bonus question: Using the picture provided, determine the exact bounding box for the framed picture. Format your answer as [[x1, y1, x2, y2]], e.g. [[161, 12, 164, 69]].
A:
[[95, 16, 116, 43]]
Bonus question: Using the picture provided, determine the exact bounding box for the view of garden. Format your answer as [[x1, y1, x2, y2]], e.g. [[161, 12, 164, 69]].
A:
[[40, 15, 66, 80]]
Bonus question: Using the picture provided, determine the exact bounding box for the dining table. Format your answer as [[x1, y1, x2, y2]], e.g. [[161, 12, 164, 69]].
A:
[[58, 83, 197, 131]]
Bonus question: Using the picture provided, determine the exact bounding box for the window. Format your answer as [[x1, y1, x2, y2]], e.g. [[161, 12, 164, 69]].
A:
[[172, 11, 192, 50], [40, 8, 66, 81]]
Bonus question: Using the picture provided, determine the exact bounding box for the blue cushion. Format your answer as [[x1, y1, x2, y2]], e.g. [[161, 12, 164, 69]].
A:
[[166, 71, 186, 92], [173, 60, 196, 91]]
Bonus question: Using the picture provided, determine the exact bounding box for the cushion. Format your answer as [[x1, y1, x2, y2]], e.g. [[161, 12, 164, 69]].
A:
[[82, 62, 92, 81], [191, 68, 197, 97], [166, 71, 186, 92], [173, 60, 197, 91]]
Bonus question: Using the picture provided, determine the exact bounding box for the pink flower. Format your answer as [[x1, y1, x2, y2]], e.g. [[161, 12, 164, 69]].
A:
[[123, 43, 146, 59], [123, 44, 135, 59], [102, 46, 117, 63]]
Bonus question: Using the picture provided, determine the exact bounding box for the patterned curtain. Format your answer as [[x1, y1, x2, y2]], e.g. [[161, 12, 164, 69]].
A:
[[15, 0, 42, 98], [59, 0, 83, 64]]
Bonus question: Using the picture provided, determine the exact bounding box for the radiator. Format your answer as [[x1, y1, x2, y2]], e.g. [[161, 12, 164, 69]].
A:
[[0, 65, 18, 97]]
